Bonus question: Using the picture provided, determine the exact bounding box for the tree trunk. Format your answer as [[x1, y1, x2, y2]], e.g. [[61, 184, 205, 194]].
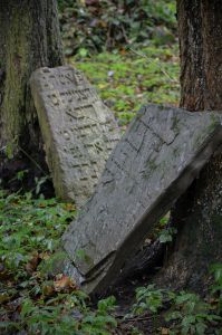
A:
[[157, 0, 222, 293], [0, 0, 64, 192], [0, 0, 63, 159]]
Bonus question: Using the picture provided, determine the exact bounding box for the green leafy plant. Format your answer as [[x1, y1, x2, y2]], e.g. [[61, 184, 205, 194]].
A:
[[165, 291, 221, 335], [132, 284, 165, 315], [0, 191, 119, 335], [80, 296, 117, 335], [130, 280, 222, 334], [130, 285, 175, 334], [158, 227, 177, 243], [15, 295, 117, 335], [0, 191, 74, 279], [210, 263, 222, 314], [58, 0, 177, 56]]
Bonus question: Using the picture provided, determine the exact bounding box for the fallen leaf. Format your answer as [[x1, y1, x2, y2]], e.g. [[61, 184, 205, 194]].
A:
[[25, 252, 40, 273], [54, 275, 78, 292], [39, 251, 50, 260], [0, 292, 10, 304], [0, 263, 11, 280], [42, 284, 55, 297], [63, 203, 76, 211]]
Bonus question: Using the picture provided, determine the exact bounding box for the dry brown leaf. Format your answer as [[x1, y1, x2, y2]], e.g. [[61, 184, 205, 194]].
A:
[[0, 292, 10, 304], [25, 252, 40, 273], [64, 202, 76, 211], [54, 275, 78, 292], [42, 284, 55, 297], [39, 251, 50, 260]]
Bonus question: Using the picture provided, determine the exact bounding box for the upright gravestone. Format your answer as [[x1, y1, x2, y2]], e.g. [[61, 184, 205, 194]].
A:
[[61, 104, 222, 294], [30, 66, 120, 207]]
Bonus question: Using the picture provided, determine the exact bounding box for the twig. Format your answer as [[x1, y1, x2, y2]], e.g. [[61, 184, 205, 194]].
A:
[[19, 146, 47, 175]]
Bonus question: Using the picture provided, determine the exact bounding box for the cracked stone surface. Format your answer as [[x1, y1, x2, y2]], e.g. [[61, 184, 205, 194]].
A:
[[61, 104, 222, 294], [30, 66, 120, 207]]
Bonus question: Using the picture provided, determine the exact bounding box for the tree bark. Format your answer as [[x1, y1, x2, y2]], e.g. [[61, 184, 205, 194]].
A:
[[157, 0, 222, 293], [0, 0, 63, 158]]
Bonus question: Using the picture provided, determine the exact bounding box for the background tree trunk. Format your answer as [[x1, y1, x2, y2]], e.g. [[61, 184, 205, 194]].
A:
[[0, 0, 63, 192], [0, 0, 63, 159], [157, 0, 222, 293]]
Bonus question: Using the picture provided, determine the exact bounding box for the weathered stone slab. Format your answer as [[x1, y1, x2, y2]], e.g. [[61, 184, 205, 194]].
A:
[[61, 105, 222, 294], [30, 66, 120, 207]]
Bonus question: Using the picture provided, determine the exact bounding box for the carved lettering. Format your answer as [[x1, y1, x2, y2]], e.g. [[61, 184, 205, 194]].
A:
[[30, 66, 120, 207]]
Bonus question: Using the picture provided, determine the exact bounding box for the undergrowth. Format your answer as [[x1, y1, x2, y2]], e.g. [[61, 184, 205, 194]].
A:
[[58, 0, 177, 56], [0, 190, 221, 334], [0, 190, 117, 334], [71, 43, 180, 125]]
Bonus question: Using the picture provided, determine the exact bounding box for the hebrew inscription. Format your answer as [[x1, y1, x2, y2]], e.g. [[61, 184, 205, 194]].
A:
[[61, 105, 222, 294], [30, 66, 120, 207]]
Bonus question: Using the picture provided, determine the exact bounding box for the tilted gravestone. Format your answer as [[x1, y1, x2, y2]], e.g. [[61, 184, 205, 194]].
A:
[[61, 104, 222, 295], [30, 66, 120, 207]]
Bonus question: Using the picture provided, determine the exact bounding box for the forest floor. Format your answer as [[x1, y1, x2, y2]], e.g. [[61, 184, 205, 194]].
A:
[[1, 9, 222, 334]]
